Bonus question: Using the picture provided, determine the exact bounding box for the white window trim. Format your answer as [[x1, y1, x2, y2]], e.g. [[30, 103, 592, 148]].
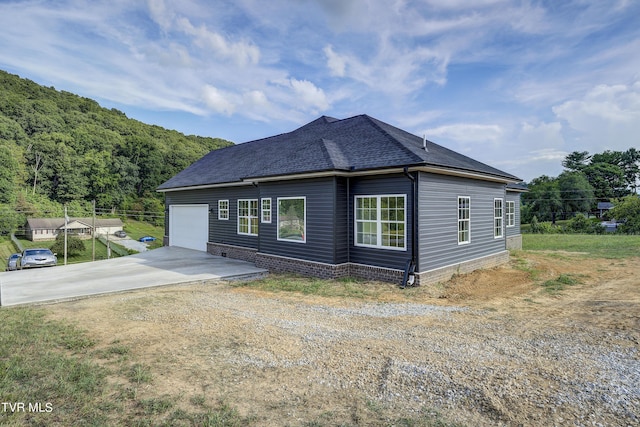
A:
[[494, 198, 504, 239], [354, 194, 407, 251], [277, 196, 306, 243], [261, 198, 272, 223], [218, 200, 229, 221], [506, 201, 515, 228], [237, 199, 258, 236], [458, 196, 471, 245]]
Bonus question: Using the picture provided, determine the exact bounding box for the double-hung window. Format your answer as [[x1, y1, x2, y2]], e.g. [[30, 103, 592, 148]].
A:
[[355, 195, 406, 250], [458, 196, 470, 245], [238, 199, 258, 236], [261, 198, 272, 223], [506, 201, 515, 227], [494, 198, 504, 238], [218, 200, 229, 220]]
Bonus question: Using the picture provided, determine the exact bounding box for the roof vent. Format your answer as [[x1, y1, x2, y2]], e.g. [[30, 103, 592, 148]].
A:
[[422, 134, 428, 152]]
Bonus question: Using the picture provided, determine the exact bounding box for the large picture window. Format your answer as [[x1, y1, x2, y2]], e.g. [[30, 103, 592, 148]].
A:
[[277, 197, 306, 242], [506, 201, 515, 227], [238, 199, 258, 236], [355, 195, 406, 250], [494, 198, 504, 238], [458, 196, 470, 245]]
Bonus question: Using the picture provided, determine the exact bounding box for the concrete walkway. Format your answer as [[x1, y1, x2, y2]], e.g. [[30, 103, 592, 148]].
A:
[[0, 247, 267, 306]]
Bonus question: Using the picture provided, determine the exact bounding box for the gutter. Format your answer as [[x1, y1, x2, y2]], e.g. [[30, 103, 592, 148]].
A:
[[401, 167, 417, 288]]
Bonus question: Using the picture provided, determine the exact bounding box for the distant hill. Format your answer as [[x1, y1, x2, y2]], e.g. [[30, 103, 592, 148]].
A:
[[0, 70, 233, 231]]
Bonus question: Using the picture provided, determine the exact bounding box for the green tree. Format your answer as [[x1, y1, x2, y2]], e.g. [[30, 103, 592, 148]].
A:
[[609, 196, 640, 234], [522, 176, 562, 223], [562, 151, 591, 172], [51, 233, 86, 257], [0, 145, 19, 203], [582, 162, 628, 200], [0, 69, 233, 224], [621, 148, 640, 193], [557, 171, 594, 218]]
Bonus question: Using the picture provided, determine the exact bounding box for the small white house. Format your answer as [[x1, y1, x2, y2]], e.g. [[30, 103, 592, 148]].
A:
[[25, 218, 124, 241]]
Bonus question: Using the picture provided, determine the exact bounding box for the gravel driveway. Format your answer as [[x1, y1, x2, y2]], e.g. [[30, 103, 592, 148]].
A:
[[45, 252, 640, 426]]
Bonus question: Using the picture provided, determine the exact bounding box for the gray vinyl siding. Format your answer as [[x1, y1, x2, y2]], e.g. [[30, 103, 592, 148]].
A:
[[506, 191, 521, 236], [418, 172, 506, 272], [349, 174, 413, 270], [165, 186, 260, 249], [335, 177, 349, 264], [258, 178, 337, 264]]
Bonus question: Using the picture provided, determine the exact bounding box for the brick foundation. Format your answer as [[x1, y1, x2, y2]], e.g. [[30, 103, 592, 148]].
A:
[[207, 243, 511, 286], [207, 242, 258, 263], [255, 253, 349, 279]]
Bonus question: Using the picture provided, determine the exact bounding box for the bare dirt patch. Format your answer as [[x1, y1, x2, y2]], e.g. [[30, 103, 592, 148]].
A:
[[44, 252, 640, 426]]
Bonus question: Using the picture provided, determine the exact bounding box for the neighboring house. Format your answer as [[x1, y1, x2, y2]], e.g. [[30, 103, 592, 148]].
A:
[[25, 218, 124, 241], [597, 202, 614, 218], [158, 115, 525, 286]]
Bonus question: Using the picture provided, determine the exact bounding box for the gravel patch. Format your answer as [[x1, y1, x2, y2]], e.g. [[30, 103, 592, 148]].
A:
[[116, 288, 639, 426]]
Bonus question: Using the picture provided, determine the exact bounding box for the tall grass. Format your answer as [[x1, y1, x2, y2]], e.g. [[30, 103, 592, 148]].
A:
[[523, 234, 640, 258]]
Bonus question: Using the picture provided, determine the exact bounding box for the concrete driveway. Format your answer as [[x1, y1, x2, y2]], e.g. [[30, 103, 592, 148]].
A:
[[0, 247, 267, 306]]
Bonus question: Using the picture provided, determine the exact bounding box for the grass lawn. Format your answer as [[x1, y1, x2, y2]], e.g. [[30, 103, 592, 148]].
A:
[[8, 220, 165, 267], [0, 236, 18, 272], [0, 307, 246, 426], [522, 233, 640, 259], [16, 236, 124, 265], [121, 220, 164, 250]]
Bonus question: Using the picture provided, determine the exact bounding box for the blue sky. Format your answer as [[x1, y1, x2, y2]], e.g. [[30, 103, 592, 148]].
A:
[[1, 0, 639, 182]]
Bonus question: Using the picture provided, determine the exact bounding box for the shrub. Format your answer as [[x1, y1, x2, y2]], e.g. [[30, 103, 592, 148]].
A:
[[50, 233, 86, 256], [567, 214, 605, 234]]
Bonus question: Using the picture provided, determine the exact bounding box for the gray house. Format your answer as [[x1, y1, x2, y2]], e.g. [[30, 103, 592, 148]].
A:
[[158, 115, 524, 286]]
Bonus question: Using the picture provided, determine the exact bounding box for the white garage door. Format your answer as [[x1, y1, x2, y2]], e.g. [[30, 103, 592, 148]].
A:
[[169, 204, 209, 251]]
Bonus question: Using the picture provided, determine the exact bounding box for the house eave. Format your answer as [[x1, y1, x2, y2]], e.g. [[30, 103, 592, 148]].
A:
[[158, 164, 520, 190], [410, 165, 520, 184], [156, 181, 254, 193]]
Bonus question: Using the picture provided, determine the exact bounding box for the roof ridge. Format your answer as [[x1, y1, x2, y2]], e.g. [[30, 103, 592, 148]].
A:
[[361, 115, 426, 164], [320, 138, 350, 170]]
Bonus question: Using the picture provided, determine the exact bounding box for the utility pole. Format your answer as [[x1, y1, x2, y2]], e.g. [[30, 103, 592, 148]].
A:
[[64, 205, 68, 266], [92, 200, 96, 262]]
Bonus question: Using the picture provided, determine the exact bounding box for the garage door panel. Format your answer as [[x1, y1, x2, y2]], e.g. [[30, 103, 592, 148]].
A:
[[169, 205, 209, 251]]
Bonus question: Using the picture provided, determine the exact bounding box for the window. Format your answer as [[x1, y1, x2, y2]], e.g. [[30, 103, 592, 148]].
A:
[[494, 198, 504, 238], [261, 198, 272, 223], [458, 196, 470, 245], [218, 200, 229, 220], [506, 201, 515, 227], [238, 199, 258, 235], [278, 197, 306, 242], [355, 195, 406, 250]]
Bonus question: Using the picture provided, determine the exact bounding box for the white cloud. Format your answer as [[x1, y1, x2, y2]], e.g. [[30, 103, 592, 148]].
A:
[[518, 121, 564, 148], [175, 17, 260, 66], [147, 0, 174, 31], [202, 85, 236, 115], [324, 45, 346, 77], [284, 79, 330, 113], [425, 123, 504, 144], [552, 81, 640, 152]]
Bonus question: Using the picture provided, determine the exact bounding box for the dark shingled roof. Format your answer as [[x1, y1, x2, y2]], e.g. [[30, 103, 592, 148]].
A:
[[158, 114, 520, 190]]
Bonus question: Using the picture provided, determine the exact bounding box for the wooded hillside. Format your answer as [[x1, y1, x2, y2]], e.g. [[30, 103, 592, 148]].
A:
[[0, 70, 232, 233]]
